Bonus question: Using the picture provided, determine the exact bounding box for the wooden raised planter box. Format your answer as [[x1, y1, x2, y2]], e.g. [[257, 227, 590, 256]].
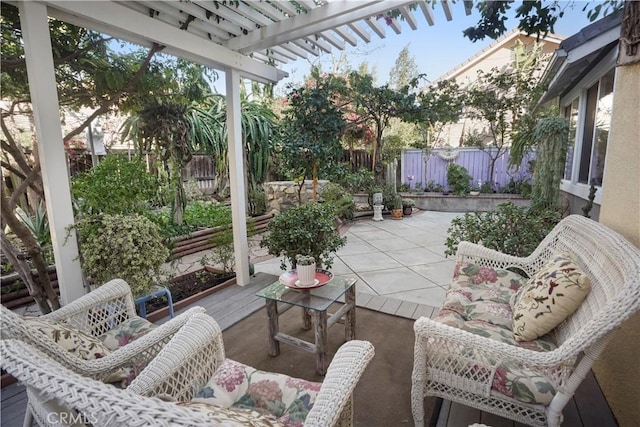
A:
[[144, 266, 236, 323], [167, 213, 274, 259]]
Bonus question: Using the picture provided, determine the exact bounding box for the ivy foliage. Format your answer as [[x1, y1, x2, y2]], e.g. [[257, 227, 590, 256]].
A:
[[260, 203, 346, 270], [74, 214, 169, 298]]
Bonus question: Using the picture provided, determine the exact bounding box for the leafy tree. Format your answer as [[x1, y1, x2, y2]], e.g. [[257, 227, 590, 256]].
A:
[[462, 43, 545, 186], [279, 68, 348, 202], [388, 45, 419, 90], [463, 0, 623, 42], [346, 72, 418, 180], [0, 3, 215, 311]]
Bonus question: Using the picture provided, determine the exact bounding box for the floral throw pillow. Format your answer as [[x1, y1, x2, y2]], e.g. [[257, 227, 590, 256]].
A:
[[511, 255, 591, 341], [24, 317, 112, 360], [24, 317, 128, 383]]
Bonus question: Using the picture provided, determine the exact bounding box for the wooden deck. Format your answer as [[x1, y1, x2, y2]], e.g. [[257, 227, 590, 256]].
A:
[[1, 272, 617, 426]]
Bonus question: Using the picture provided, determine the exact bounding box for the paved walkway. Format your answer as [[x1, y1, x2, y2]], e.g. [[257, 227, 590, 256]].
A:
[[171, 209, 462, 308], [252, 210, 463, 308]]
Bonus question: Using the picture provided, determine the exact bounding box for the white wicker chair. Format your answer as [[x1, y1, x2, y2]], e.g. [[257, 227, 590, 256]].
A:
[[0, 278, 206, 427], [2, 311, 375, 427], [411, 215, 640, 427]]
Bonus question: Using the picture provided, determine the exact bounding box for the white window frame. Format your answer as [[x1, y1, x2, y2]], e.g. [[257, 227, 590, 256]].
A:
[[559, 46, 618, 206]]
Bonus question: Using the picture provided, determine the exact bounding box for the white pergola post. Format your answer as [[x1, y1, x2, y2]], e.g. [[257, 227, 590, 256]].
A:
[[18, 1, 85, 304], [225, 69, 250, 285]]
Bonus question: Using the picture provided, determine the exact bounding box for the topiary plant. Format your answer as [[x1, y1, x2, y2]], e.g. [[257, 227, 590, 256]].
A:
[[74, 214, 170, 298], [260, 203, 347, 270]]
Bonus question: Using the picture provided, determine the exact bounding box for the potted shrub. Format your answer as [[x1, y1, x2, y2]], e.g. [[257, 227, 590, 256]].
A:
[[260, 203, 347, 270], [391, 194, 403, 220], [402, 198, 415, 216]]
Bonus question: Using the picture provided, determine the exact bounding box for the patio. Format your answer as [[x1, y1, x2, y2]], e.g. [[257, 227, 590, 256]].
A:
[[0, 211, 617, 426]]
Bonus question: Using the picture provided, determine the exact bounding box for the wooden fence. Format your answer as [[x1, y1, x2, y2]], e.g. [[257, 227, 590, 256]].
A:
[[402, 148, 535, 190]]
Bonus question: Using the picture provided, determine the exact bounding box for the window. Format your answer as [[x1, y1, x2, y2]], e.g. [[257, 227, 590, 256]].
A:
[[563, 67, 615, 187], [563, 99, 579, 180]]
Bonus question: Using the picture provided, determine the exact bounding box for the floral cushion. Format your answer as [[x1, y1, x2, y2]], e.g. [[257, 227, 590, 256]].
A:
[[193, 359, 321, 427], [97, 316, 158, 387], [511, 255, 591, 342], [24, 317, 127, 383], [177, 402, 286, 427], [98, 316, 157, 351], [436, 262, 560, 405]]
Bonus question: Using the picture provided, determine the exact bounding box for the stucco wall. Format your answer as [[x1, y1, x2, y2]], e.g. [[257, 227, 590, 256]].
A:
[[594, 63, 640, 427]]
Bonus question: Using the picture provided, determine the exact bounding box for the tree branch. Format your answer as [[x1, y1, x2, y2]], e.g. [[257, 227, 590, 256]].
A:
[[63, 43, 165, 142]]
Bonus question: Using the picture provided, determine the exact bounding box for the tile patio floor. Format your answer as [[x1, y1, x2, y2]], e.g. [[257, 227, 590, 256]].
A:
[[251, 210, 462, 308]]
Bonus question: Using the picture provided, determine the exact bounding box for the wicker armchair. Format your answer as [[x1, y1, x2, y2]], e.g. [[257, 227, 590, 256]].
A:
[[411, 215, 640, 427], [1, 278, 206, 426], [2, 311, 375, 427]]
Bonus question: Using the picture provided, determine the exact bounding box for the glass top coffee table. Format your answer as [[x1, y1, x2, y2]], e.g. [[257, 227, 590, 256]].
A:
[[256, 276, 357, 375]]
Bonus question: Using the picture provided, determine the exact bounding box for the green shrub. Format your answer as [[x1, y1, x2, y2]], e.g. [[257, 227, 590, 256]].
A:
[[71, 155, 157, 216], [207, 230, 235, 274], [248, 187, 268, 216], [340, 168, 375, 193], [148, 202, 232, 238], [425, 180, 444, 193], [260, 203, 346, 270], [321, 182, 355, 221], [444, 202, 561, 258], [74, 214, 170, 298], [446, 163, 471, 195]]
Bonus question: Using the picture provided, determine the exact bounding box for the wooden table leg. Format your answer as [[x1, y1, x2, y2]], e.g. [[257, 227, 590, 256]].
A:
[[345, 284, 356, 341], [302, 307, 312, 330], [313, 310, 328, 375], [266, 300, 280, 356]]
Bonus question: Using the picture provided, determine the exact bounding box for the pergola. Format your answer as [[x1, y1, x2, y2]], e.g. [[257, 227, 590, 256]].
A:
[[14, 0, 469, 304]]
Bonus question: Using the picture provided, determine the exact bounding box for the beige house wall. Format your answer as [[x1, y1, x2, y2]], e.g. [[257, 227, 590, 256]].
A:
[[595, 62, 640, 427], [435, 33, 561, 147]]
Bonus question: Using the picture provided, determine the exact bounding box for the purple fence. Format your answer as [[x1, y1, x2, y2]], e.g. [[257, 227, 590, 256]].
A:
[[402, 148, 535, 190]]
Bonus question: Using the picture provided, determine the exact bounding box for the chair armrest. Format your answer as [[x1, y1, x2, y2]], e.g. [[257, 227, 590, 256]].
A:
[[456, 242, 538, 277], [128, 311, 226, 401], [304, 340, 375, 427], [44, 278, 138, 335], [1, 339, 216, 426], [414, 316, 577, 371], [61, 307, 206, 380]]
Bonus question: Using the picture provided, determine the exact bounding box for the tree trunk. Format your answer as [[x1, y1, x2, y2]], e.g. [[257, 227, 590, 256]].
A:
[[0, 231, 57, 314]]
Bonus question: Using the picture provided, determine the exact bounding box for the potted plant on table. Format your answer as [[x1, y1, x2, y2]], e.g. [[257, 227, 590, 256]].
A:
[[260, 203, 347, 271]]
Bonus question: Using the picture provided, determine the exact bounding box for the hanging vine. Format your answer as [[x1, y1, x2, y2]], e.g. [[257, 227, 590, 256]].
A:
[[531, 117, 569, 210]]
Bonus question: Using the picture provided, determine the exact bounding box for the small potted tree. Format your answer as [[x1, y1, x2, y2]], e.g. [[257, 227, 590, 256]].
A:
[[391, 194, 403, 220], [260, 203, 346, 270]]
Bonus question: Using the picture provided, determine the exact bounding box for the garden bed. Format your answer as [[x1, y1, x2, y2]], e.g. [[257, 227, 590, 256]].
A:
[[354, 193, 530, 213], [144, 266, 236, 322]]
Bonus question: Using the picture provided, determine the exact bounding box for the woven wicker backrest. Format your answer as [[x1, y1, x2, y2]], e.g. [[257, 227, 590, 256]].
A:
[[1, 339, 214, 426], [128, 312, 226, 401], [530, 215, 640, 349]]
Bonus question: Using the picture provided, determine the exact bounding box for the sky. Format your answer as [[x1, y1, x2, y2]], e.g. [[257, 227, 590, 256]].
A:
[[212, 1, 599, 95]]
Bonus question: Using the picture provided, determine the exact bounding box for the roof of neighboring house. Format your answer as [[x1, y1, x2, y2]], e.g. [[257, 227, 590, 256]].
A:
[[433, 28, 565, 83], [539, 11, 623, 104]]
